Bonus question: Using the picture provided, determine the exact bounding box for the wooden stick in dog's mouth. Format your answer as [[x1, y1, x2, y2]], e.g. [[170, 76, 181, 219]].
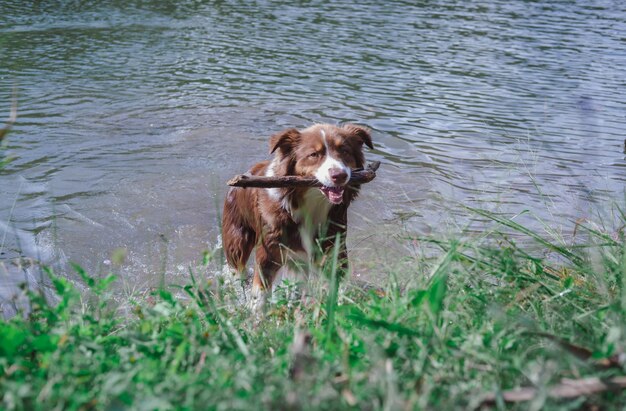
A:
[[227, 161, 380, 189]]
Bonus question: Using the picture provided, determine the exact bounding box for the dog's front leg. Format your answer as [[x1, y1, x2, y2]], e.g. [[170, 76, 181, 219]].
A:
[[248, 238, 282, 312], [321, 230, 349, 275]]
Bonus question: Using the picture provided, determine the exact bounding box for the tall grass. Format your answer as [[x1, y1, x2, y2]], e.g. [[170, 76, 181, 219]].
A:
[[1, 205, 625, 410]]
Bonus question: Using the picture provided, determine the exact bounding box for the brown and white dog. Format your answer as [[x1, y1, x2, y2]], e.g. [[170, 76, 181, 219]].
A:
[[222, 124, 373, 308]]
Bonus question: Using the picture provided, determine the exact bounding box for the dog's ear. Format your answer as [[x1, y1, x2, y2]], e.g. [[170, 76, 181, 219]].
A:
[[343, 124, 373, 149], [269, 128, 300, 154]]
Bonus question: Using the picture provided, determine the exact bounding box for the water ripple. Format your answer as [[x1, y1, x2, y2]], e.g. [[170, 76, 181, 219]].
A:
[[1, 0, 625, 282]]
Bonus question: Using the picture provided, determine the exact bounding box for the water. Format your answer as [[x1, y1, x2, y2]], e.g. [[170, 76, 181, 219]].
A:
[[1, 0, 625, 297]]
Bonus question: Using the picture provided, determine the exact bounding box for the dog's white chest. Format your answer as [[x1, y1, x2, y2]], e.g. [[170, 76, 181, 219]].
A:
[[291, 188, 332, 256], [292, 188, 332, 227]]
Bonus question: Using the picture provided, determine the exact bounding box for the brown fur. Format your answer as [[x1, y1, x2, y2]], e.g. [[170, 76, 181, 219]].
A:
[[222, 124, 373, 293]]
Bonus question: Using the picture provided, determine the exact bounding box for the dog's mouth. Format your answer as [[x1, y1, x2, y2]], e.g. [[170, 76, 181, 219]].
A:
[[320, 186, 344, 204]]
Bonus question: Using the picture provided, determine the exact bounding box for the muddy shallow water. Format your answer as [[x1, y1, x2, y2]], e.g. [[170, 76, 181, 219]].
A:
[[1, 0, 625, 299]]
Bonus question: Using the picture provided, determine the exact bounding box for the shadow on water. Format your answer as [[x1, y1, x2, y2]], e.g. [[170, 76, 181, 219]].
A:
[[1, 0, 625, 299]]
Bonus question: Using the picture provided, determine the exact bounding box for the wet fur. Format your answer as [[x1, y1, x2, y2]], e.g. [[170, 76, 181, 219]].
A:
[[222, 124, 373, 297]]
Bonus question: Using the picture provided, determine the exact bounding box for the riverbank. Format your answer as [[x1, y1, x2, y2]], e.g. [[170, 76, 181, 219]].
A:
[[1, 208, 624, 410]]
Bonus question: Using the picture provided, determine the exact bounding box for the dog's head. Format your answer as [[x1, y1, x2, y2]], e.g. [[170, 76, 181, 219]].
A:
[[268, 124, 373, 204]]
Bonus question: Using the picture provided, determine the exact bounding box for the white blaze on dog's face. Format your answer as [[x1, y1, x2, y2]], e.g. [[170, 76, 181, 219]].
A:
[[268, 124, 373, 205], [312, 129, 352, 204]]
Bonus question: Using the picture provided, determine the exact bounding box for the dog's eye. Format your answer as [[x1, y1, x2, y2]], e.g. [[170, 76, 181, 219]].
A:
[[338, 146, 351, 156], [309, 152, 320, 159]]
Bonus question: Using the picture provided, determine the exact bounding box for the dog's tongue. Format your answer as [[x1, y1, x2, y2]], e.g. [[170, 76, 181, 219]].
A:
[[320, 186, 344, 204]]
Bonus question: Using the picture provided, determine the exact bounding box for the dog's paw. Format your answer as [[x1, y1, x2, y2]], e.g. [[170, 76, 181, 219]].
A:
[[217, 265, 252, 305], [247, 286, 269, 314]]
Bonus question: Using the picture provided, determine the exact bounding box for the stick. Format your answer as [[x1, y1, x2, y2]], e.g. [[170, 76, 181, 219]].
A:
[[478, 376, 626, 408], [227, 161, 380, 188]]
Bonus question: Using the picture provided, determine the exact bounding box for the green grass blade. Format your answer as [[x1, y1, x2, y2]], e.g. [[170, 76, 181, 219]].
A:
[[466, 207, 584, 266], [325, 233, 341, 340]]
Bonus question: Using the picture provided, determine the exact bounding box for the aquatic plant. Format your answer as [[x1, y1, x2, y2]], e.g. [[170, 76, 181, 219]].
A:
[[0, 90, 17, 168]]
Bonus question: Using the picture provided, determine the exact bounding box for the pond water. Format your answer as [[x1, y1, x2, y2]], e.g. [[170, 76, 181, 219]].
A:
[[1, 0, 625, 297]]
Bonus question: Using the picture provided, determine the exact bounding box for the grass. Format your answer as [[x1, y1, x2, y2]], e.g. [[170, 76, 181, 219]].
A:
[[1, 206, 625, 410]]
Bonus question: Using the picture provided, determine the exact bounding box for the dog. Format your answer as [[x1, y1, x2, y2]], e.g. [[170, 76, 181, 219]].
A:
[[222, 123, 373, 308]]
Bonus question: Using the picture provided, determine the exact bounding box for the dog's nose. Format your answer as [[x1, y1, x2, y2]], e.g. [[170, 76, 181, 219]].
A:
[[329, 168, 348, 185]]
